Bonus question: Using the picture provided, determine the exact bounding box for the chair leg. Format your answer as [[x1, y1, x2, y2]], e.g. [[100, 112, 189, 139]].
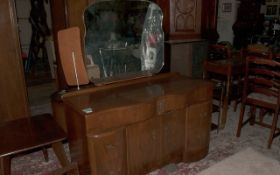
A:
[[233, 100, 238, 112], [259, 108, 266, 123], [0, 156, 11, 175], [236, 103, 246, 137], [49, 163, 79, 175], [267, 110, 279, 149], [234, 76, 242, 112], [217, 84, 225, 132], [52, 142, 71, 167], [249, 106, 256, 125], [217, 110, 221, 133], [42, 147, 49, 162]]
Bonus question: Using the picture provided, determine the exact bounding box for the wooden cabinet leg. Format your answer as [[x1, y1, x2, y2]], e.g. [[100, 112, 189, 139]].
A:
[[0, 156, 11, 175], [52, 142, 70, 167]]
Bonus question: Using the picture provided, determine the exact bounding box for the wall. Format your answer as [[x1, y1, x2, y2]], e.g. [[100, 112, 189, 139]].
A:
[[217, 0, 240, 44], [15, 0, 31, 54]]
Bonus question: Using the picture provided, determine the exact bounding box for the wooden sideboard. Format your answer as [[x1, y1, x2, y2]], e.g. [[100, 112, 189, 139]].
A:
[[52, 73, 213, 175]]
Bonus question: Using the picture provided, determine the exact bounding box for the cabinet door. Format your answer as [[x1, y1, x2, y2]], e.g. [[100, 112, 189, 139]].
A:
[[87, 128, 127, 175], [184, 100, 212, 162], [127, 117, 161, 175], [0, 0, 29, 121], [156, 0, 218, 40], [156, 0, 202, 39], [161, 109, 185, 165]]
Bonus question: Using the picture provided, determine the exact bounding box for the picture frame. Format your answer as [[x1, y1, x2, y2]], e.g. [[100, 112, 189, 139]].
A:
[[222, 3, 232, 12], [266, 5, 277, 15]]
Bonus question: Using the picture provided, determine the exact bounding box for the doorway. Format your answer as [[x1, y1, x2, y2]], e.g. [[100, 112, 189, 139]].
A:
[[14, 0, 56, 115]]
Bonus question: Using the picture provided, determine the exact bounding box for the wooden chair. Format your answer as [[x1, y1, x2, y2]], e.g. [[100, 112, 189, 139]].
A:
[[203, 44, 232, 130], [207, 44, 232, 61], [0, 114, 70, 174], [240, 44, 274, 120], [242, 44, 273, 60], [206, 44, 243, 110], [49, 163, 79, 175], [236, 56, 280, 148]]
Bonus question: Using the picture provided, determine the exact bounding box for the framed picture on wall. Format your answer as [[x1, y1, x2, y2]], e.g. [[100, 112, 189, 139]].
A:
[[266, 5, 277, 15], [222, 3, 232, 12]]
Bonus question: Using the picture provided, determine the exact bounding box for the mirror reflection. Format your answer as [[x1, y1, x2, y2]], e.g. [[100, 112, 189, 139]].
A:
[[84, 0, 164, 83]]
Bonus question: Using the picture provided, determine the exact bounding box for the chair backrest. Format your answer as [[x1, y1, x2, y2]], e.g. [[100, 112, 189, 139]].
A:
[[274, 53, 280, 63], [57, 27, 89, 87], [242, 44, 273, 60], [207, 44, 232, 61], [243, 55, 280, 108]]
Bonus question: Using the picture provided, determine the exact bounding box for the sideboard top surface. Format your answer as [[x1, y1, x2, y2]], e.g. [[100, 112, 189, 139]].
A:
[[63, 74, 212, 116]]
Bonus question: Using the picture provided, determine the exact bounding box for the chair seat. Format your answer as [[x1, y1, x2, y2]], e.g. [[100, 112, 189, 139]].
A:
[[0, 114, 66, 157], [0, 114, 71, 175], [236, 56, 280, 149], [247, 92, 277, 105]]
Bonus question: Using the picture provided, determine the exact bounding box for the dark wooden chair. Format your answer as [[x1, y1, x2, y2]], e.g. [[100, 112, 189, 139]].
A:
[[207, 44, 232, 61], [241, 44, 273, 60], [49, 162, 79, 175], [240, 44, 275, 122], [203, 44, 232, 130], [236, 56, 280, 148], [0, 114, 71, 174]]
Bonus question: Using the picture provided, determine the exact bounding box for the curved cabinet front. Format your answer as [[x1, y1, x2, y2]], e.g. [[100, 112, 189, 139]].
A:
[[63, 74, 213, 175], [87, 128, 127, 175]]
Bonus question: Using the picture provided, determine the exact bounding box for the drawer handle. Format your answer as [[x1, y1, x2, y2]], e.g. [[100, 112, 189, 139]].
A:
[[106, 144, 116, 150], [157, 100, 165, 114], [152, 131, 157, 140]]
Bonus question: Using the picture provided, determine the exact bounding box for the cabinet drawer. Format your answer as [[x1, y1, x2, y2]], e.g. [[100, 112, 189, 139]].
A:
[[85, 101, 156, 132], [186, 83, 213, 104], [157, 94, 186, 114]]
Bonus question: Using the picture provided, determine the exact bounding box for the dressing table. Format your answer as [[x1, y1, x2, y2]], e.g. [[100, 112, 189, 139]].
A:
[[51, 1, 213, 174], [53, 73, 213, 175]]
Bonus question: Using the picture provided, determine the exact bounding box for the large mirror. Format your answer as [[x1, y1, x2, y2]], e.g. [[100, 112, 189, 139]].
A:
[[84, 0, 164, 84]]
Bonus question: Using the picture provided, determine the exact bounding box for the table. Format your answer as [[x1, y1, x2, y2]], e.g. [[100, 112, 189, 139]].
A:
[[203, 58, 245, 128], [0, 114, 70, 174]]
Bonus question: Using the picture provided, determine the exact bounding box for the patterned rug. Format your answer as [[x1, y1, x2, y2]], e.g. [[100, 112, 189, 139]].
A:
[[197, 147, 280, 175], [11, 104, 280, 175]]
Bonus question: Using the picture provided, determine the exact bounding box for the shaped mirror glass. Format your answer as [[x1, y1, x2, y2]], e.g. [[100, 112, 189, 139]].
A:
[[84, 0, 164, 85]]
